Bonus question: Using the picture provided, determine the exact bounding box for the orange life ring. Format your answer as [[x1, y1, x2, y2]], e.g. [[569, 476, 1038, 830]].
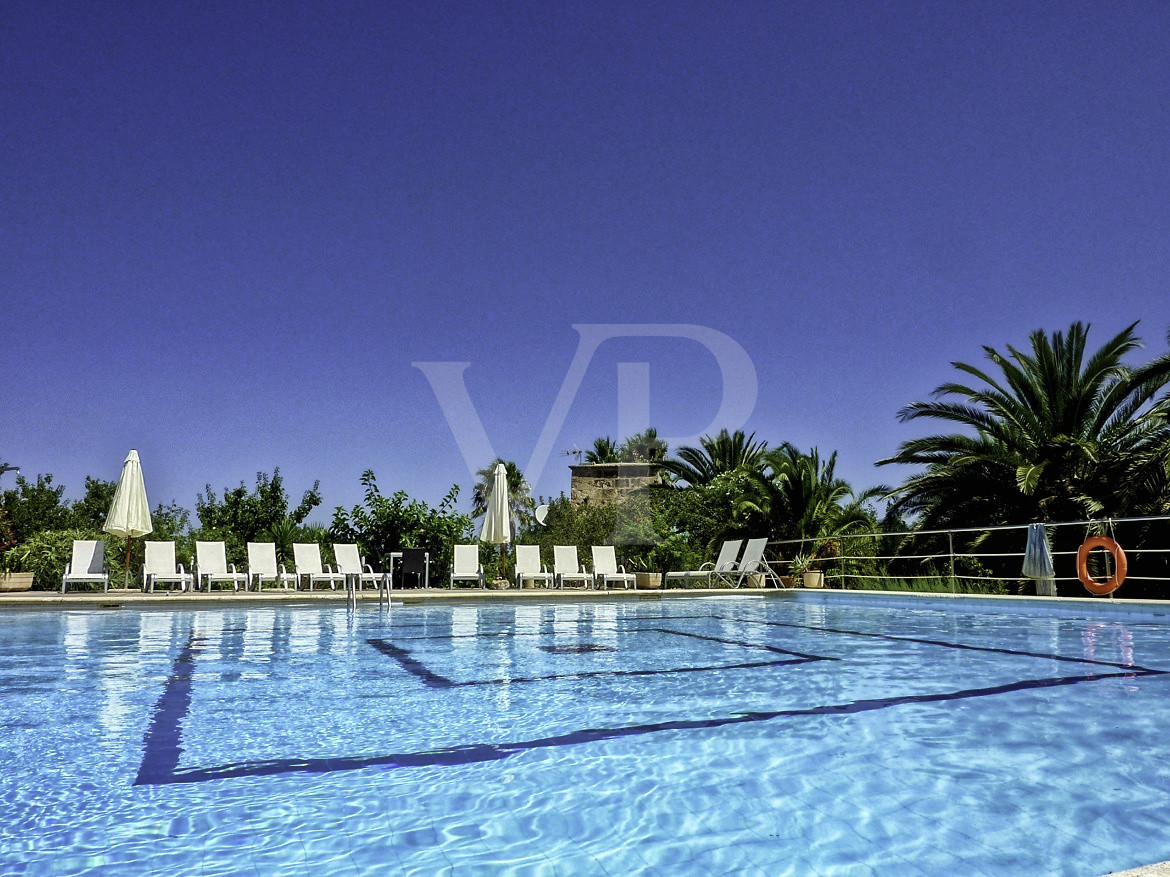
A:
[[1077, 535, 1127, 596]]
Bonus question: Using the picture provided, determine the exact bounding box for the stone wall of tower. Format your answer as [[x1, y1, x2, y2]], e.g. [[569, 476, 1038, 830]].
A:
[[569, 463, 661, 505]]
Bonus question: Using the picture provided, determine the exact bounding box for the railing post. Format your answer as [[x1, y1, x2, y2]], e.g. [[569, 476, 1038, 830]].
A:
[[948, 531, 956, 593]]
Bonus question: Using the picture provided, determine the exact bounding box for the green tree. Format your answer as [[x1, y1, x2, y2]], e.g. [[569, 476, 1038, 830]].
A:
[[0, 463, 20, 557], [659, 429, 767, 486], [195, 469, 321, 565], [754, 445, 884, 568], [880, 321, 1170, 529], [879, 322, 1170, 595], [1, 473, 71, 543], [69, 477, 117, 531]]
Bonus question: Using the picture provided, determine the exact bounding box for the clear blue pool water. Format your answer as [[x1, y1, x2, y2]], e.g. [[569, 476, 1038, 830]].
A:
[[2, 593, 1170, 875]]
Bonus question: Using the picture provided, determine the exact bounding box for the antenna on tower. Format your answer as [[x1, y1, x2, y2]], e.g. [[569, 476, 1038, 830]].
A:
[[561, 447, 583, 463]]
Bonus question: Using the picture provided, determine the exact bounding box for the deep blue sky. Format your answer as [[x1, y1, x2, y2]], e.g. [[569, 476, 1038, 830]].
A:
[[4, 2, 1169, 523]]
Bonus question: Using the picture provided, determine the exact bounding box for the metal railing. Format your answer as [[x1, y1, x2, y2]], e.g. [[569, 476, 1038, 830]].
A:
[[769, 514, 1170, 596]]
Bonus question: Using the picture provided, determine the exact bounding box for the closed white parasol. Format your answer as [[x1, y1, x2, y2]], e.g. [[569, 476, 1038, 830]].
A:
[[480, 462, 512, 579], [104, 449, 153, 588]]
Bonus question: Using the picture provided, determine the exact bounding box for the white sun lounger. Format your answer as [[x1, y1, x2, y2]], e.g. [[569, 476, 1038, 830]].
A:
[[333, 543, 387, 590], [591, 545, 635, 590], [722, 537, 782, 588], [62, 540, 108, 593], [195, 541, 248, 592], [246, 542, 295, 590], [292, 543, 344, 590], [514, 545, 553, 588], [553, 545, 592, 589], [143, 540, 193, 592], [450, 544, 485, 588], [666, 539, 743, 588]]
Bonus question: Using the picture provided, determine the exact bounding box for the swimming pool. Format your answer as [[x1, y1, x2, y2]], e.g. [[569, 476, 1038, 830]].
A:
[[2, 593, 1169, 875]]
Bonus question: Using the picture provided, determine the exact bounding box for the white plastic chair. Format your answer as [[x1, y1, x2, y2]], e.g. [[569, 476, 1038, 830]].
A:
[[143, 541, 193, 592], [591, 545, 636, 590], [553, 545, 592, 589], [450, 544, 484, 588], [247, 542, 295, 590], [333, 543, 387, 590], [195, 541, 248, 592], [514, 545, 553, 588], [62, 540, 108, 593], [292, 543, 344, 590], [665, 539, 743, 588]]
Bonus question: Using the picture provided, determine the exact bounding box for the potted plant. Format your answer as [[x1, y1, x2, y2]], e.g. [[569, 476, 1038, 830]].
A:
[[789, 552, 824, 589], [626, 535, 693, 589], [625, 551, 663, 590]]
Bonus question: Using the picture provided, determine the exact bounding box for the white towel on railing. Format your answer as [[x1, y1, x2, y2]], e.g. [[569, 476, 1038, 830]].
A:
[[1022, 524, 1055, 579], [1023, 523, 1056, 595]]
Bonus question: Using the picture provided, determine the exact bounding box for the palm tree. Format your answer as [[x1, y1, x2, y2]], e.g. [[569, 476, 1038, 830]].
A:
[[619, 428, 668, 463], [471, 459, 536, 533], [880, 321, 1170, 530], [765, 446, 883, 543], [659, 429, 767, 486], [734, 444, 883, 550], [584, 436, 620, 464]]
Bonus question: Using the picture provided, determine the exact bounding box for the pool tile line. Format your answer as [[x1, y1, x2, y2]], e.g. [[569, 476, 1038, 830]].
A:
[[366, 638, 456, 688], [732, 667, 1169, 718], [133, 631, 204, 786], [134, 666, 1163, 787], [629, 626, 835, 661], [372, 612, 718, 638], [720, 614, 1168, 673], [381, 625, 829, 661], [365, 636, 822, 689]]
